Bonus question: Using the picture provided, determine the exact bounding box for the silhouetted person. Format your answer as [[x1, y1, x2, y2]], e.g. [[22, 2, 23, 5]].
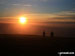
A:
[[43, 31, 45, 37], [51, 32, 54, 37]]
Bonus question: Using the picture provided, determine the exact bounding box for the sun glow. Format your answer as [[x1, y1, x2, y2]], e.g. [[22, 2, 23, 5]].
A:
[[19, 17, 27, 24]]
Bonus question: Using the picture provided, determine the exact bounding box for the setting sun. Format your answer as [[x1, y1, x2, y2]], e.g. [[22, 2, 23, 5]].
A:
[[19, 17, 27, 24]]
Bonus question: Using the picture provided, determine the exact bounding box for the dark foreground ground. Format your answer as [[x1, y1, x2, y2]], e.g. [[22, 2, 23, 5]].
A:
[[0, 34, 75, 56]]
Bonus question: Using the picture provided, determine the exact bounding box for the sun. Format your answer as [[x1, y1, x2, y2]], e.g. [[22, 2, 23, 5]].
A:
[[19, 17, 27, 24]]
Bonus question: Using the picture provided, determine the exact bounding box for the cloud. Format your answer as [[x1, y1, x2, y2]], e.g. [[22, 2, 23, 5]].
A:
[[0, 2, 4, 4], [55, 11, 75, 16], [32, 0, 48, 2], [12, 4, 32, 7], [23, 4, 32, 7], [0, 0, 6, 4], [51, 11, 75, 20], [12, 4, 20, 6], [0, 9, 75, 22], [40, 0, 48, 2], [23, 10, 75, 20]]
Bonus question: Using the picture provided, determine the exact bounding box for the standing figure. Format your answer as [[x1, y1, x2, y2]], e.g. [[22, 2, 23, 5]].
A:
[[51, 32, 54, 37], [43, 31, 45, 37]]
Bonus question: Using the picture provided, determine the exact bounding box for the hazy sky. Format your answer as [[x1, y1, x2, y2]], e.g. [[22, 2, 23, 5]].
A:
[[0, 0, 75, 22]]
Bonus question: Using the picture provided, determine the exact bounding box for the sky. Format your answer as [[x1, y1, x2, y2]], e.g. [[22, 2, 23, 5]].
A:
[[0, 0, 75, 23]]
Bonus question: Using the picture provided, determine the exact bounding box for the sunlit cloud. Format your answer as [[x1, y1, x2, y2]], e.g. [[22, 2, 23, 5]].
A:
[[52, 11, 75, 20], [24, 10, 75, 19], [24, 10, 75, 22], [0, 10, 75, 23]]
